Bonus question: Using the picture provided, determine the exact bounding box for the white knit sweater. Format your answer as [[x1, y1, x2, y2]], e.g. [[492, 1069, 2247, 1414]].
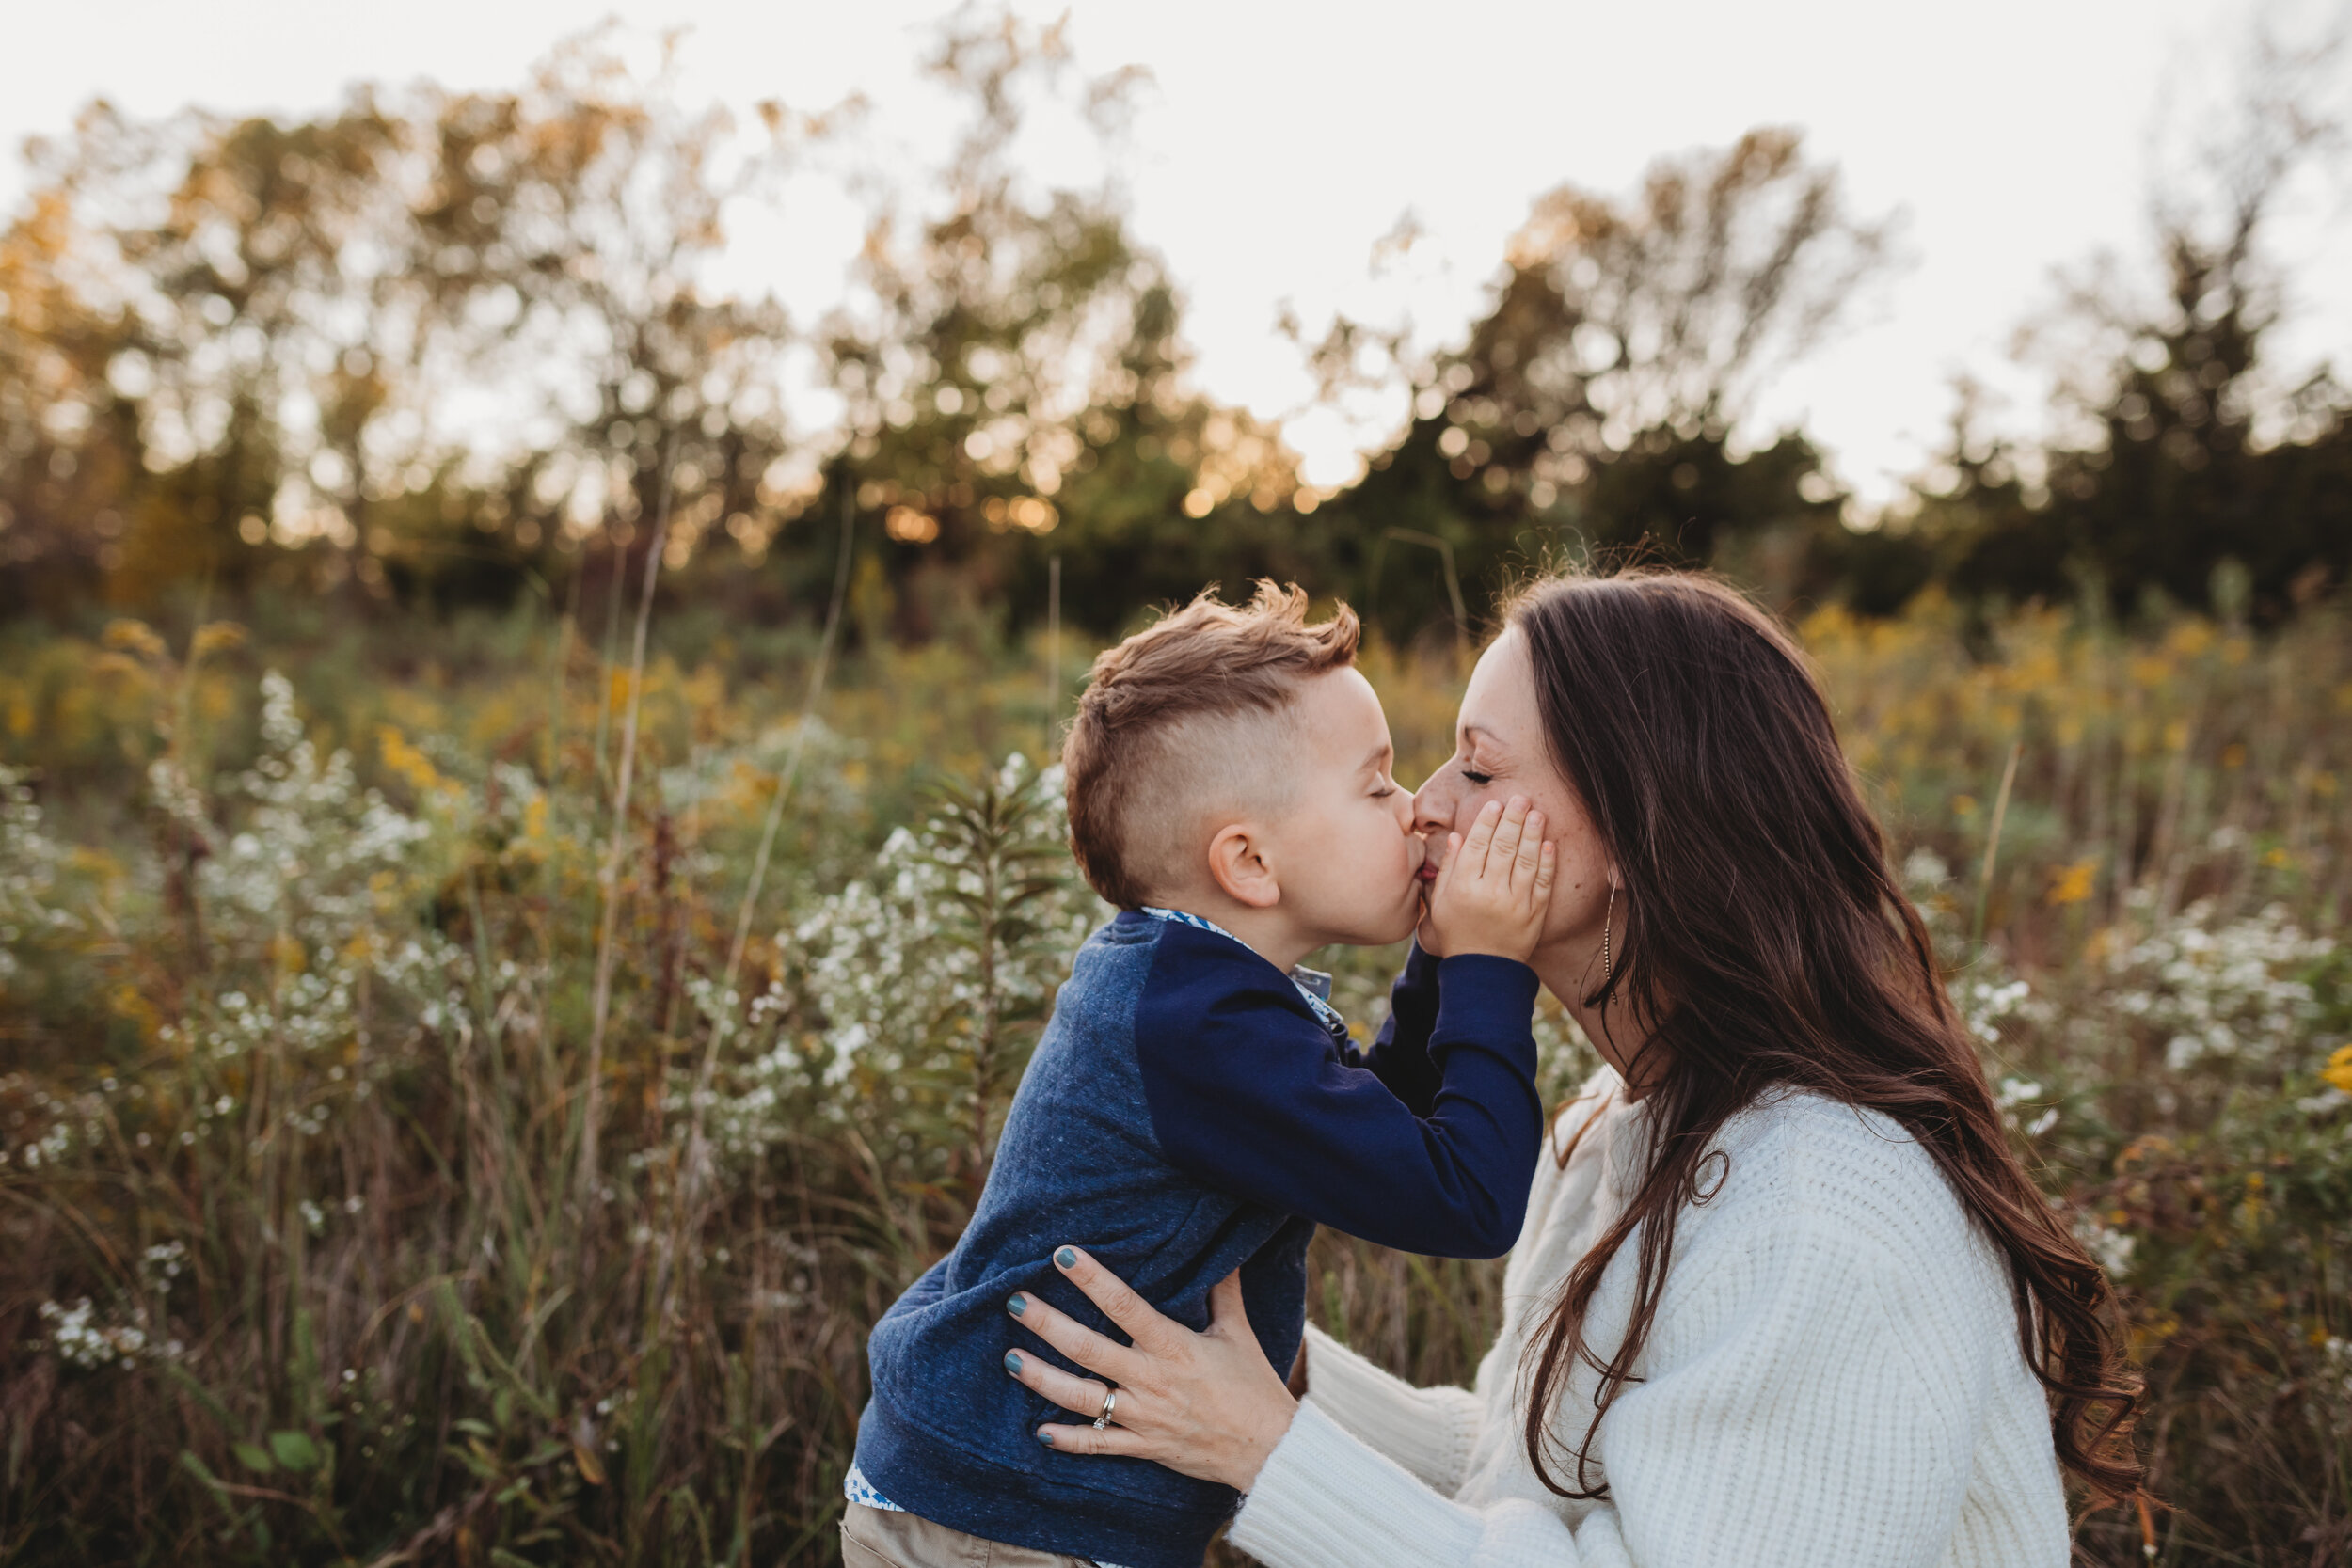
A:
[[1229, 1069, 2070, 1568]]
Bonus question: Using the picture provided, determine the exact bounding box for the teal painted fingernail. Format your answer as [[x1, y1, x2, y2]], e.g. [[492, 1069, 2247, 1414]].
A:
[[1004, 1351, 1024, 1374], [1036, 1430, 1055, 1448], [1006, 1293, 1026, 1317], [1055, 1247, 1077, 1269]]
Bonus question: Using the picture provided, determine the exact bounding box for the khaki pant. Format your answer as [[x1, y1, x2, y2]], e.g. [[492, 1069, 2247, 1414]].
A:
[[839, 1503, 1099, 1568]]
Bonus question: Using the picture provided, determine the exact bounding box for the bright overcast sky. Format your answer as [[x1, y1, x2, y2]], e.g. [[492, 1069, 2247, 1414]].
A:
[[7, 0, 2349, 506]]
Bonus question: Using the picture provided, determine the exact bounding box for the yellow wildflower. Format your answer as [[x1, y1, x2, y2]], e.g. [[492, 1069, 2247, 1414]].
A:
[[377, 725, 443, 794], [2165, 621, 2215, 658], [2323, 1045, 2352, 1096], [101, 618, 168, 660], [2047, 860, 2097, 906], [190, 621, 247, 658]]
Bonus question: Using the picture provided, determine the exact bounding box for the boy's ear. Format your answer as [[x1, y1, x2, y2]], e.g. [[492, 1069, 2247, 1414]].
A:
[[1205, 822, 1281, 910]]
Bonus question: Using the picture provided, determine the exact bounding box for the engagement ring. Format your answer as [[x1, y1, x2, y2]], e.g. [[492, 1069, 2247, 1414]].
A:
[[1093, 1386, 1119, 1431]]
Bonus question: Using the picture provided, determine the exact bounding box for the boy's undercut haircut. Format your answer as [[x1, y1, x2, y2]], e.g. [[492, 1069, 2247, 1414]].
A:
[[1064, 581, 1361, 909]]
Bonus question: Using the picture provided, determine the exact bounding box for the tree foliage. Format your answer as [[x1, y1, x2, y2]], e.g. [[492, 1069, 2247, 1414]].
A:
[[1314, 128, 1894, 640], [0, 12, 2344, 642], [1915, 22, 2352, 624]]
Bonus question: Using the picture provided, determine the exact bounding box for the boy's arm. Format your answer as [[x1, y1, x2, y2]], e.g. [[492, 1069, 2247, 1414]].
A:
[[1138, 942, 1542, 1259], [1344, 942, 1444, 1115]]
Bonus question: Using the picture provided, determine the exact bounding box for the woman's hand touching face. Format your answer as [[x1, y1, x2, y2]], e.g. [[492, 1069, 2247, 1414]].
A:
[[1413, 628, 1612, 979]]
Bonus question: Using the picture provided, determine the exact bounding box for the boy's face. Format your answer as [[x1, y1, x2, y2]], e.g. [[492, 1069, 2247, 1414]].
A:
[[1269, 667, 1425, 948]]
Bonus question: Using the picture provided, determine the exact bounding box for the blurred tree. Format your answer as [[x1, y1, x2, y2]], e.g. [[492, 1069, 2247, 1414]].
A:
[[1320, 129, 1898, 639], [0, 142, 150, 613], [45, 96, 414, 602], [402, 31, 811, 606], [1881, 378, 2053, 619], [0, 28, 815, 615], [7, 11, 2344, 641], [799, 8, 1302, 639], [1947, 19, 2352, 621]]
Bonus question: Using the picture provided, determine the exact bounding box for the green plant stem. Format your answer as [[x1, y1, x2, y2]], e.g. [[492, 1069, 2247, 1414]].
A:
[[676, 493, 857, 1233], [577, 436, 678, 1220], [1972, 739, 2023, 956]]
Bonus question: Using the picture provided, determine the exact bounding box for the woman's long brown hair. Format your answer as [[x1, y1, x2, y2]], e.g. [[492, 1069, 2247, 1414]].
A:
[[1510, 568, 2143, 1505]]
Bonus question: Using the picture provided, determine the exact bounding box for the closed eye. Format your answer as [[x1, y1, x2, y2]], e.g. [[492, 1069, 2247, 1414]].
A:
[[1461, 768, 1494, 786]]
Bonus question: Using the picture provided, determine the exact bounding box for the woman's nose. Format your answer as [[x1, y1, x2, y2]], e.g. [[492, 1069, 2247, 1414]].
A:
[[1412, 768, 1458, 836]]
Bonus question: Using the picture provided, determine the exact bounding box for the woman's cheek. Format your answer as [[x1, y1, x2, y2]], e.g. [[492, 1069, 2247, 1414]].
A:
[[1539, 838, 1583, 941]]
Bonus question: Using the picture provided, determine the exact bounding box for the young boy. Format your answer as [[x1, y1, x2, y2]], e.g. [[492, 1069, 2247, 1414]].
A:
[[842, 584, 1554, 1568]]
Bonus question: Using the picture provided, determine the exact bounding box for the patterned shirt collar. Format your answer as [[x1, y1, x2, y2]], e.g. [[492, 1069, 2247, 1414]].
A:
[[1138, 907, 1348, 1037]]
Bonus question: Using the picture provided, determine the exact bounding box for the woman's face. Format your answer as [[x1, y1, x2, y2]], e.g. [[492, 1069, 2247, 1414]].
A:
[[1413, 627, 1615, 983]]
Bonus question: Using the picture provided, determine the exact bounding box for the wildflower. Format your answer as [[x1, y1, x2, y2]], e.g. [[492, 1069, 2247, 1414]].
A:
[[2323, 1044, 2352, 1096], [2323, 1338, 2352, 1398], [2072, 1214, 2136, 1278], [1961, 976, 2032, 1046], [2045, 860, 2097, 907], [37, 1298, 158, 1370], [140, 1242, 186, 1291], [1996, 1077, 2044, 1108], [2107, 902, 2328, 1071]]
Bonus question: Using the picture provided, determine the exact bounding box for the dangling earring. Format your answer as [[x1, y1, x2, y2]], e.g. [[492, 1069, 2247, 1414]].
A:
[[1602, 883, 1616, 983]]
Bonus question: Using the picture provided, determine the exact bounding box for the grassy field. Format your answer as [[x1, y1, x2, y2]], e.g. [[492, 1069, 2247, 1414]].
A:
[[1, 586, 2348, 1565]]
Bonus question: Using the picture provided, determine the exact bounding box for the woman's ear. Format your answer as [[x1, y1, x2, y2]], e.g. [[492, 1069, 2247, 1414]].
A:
[[1205, 823, 1281, 910]]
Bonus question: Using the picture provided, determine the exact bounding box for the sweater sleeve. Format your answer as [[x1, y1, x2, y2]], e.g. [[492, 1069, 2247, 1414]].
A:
[[1295, 1323, 1482, 1496], [1139, 943, 1543, 1259], [1350, 943, 1444, 1114], [1230, 1211, 2001, 1568], [1232, 1401, 1611, 1568]]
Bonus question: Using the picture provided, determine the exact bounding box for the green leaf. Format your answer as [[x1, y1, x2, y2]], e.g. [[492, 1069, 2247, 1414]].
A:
[[267, 1430, 321, 1472], [178, 1449, 232, 1510], [160, 1362, 236, 1432], [231, 1442, 276, 1475]]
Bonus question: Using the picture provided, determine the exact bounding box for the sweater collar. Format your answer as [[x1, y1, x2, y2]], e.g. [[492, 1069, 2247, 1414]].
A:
[[1137, 906, 1348, 1037]]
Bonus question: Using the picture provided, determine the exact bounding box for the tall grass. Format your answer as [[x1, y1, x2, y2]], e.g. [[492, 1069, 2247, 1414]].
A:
[[0, 590, 2346, 1565]]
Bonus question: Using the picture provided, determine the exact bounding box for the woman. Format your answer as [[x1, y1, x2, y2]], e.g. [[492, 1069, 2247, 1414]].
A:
[[999, 569, 2142, 1566]]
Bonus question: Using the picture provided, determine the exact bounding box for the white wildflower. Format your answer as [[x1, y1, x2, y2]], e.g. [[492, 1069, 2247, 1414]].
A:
[[2072, 1213, 2136, 1277]]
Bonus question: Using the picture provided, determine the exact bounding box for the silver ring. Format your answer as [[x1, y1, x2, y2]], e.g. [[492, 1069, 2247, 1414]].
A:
[[1092, 1386, 1119, 1431]]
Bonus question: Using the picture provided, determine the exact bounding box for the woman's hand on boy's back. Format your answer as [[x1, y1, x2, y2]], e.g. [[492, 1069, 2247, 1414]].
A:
[[1421, 796, 1553, 963]]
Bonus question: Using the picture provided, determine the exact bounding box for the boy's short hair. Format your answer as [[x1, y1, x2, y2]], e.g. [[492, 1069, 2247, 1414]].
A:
[[1064, 582, 1361, 909]]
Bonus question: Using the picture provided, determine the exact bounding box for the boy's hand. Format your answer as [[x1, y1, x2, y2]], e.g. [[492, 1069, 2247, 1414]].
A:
[[1421, 796, 1554, 963]]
